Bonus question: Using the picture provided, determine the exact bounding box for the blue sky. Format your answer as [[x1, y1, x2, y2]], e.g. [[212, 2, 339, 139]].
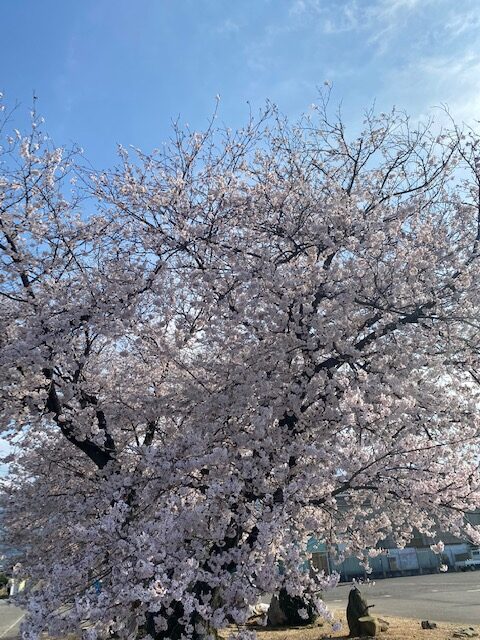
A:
[[1, 0, 480, 168]]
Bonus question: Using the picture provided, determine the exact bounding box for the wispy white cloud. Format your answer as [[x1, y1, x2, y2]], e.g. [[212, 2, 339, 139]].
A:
[[375, 0, 424, 16], [287, 0, 435, 51], [288, 0, 321, 18], [443, 8, 480, 38], [384, 49, 480, 124], [279, 0, 480, 123], [365, 2, 435, 56], [290, 0, 426, 29], [216, 18, 241, 35], [217, 0, 480, 133]]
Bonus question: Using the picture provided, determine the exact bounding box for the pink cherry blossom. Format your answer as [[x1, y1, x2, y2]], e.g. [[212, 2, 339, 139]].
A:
[[1, 95, 480, 639]]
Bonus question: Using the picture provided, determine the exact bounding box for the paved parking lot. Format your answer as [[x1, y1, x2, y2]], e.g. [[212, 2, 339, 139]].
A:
[[0, 601, 24, 639], [324, 571, 480, 624]]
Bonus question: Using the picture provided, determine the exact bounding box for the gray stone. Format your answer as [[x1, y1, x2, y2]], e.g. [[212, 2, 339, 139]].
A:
[[358, 615, 380, 636], [347, 587, 372, 637], [452, 629, 479, 638], [422, 620, 438, 629], [267, 594, 288, 627]]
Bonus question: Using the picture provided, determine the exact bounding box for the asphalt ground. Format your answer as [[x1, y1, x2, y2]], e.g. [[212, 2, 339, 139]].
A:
[[323, 571, 480, 624], [0, 601, 24, 639]]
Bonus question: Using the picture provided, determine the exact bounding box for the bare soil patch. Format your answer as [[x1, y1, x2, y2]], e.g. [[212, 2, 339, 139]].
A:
[[241, 611, 477, 640]]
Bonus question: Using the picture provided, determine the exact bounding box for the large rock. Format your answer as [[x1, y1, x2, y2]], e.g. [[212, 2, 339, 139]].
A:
[[347, 586, 382, 637], [267, 588, 317, 627], [267, 594, 288, 627]]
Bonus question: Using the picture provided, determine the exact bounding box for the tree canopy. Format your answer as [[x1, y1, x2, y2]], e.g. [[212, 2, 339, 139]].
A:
[[1, 96, 480, 639]]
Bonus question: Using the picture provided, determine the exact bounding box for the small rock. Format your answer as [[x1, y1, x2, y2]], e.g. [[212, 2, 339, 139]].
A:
[[422, 620, 438, 629], [358, 615, 379, 636], [248, 602, 269, 618], [378, 617, 390, 632], [452, 628, 479, 638]]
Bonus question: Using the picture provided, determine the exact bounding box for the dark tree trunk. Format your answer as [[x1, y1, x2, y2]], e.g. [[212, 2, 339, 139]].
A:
[[142, 606, 219, 640], [277, 588, 316, 626]]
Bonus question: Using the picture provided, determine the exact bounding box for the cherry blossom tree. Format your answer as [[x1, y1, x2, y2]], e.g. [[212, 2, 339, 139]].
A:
[[1, 93, 480, 639]]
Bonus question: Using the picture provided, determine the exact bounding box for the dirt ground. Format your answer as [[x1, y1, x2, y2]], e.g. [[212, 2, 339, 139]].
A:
[[242, 611, 478, 640]]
